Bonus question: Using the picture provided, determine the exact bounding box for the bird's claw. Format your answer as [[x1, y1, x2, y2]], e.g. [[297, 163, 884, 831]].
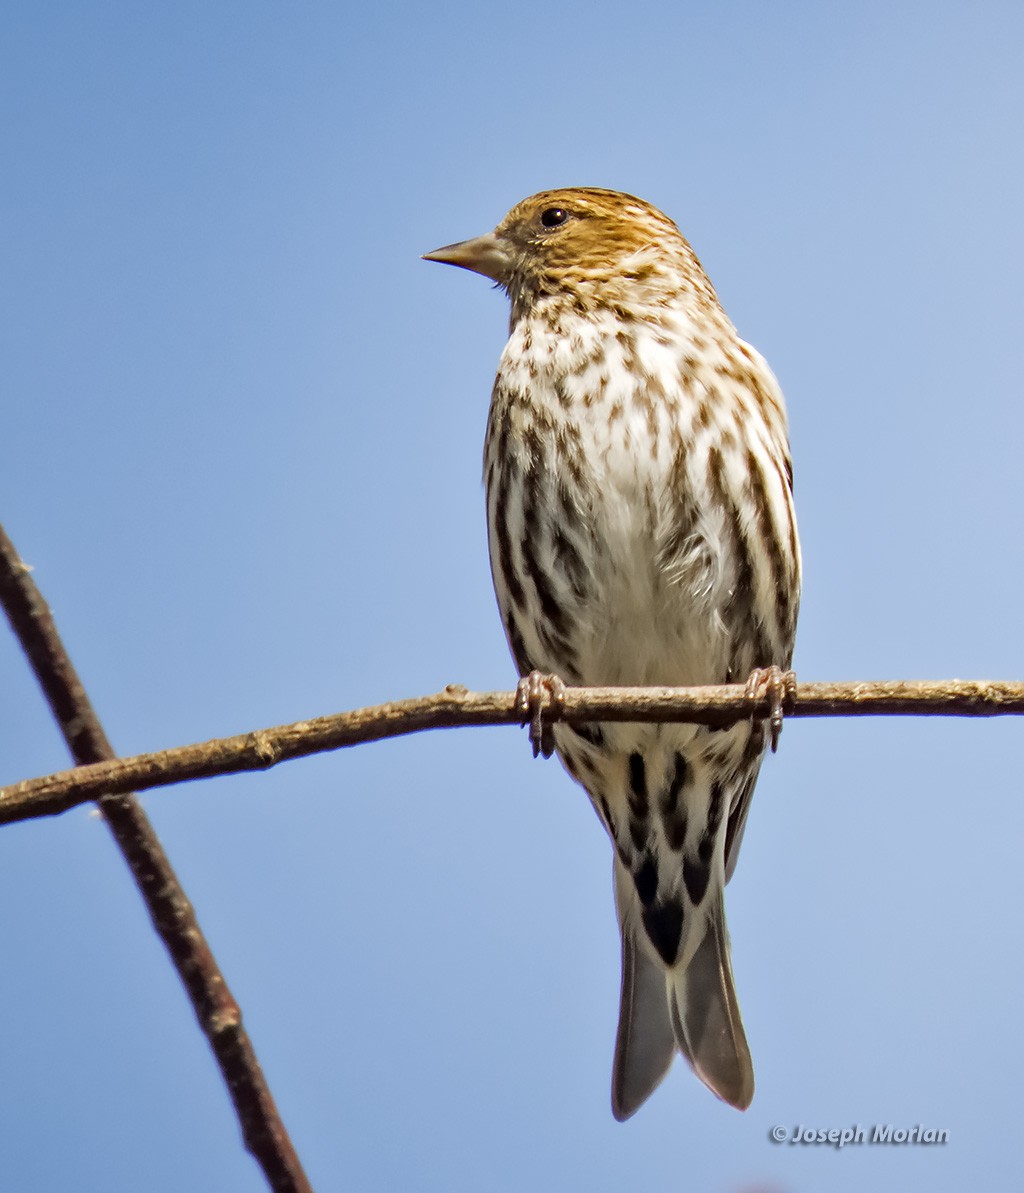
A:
[[515, 671, 566, 759], [743, 666, 797, 753]]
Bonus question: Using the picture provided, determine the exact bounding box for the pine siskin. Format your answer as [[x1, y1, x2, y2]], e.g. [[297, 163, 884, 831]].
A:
[[425, 188, 800, 1118]]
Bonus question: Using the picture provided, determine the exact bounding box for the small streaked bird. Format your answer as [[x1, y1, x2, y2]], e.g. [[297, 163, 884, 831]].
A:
[[425, 188, 800, 1118]]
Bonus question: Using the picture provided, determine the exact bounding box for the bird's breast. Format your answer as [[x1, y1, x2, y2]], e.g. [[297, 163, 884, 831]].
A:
[[485, 309, 750, 687]]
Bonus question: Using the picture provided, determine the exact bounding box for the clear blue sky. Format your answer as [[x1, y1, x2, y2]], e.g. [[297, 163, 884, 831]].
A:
[[3, 2, 1023, 1190]]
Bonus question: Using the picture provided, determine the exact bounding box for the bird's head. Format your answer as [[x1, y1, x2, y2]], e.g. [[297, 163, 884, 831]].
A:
[[424, 187, 713, 321]]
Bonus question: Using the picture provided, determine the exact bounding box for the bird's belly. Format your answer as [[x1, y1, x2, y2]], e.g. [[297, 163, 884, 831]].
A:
[[563, 491, 730, 688], [495, 442, 732, 689]]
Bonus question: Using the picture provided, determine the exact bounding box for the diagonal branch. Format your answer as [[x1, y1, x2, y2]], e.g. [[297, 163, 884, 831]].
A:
[[0, 525, 312, 1193], [2, 677, 1023, 826]]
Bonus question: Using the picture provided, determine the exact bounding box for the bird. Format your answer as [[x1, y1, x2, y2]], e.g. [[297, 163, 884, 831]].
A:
[[424, 188, 800, 1119]]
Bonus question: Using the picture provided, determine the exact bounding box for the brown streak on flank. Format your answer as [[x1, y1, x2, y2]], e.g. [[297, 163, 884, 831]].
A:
[[745, 446, 792, 642], [747, 371, 785, 425], [521, 421, 543, 468], [491, 462, 527, 613], [658, 448, 696, 577], [504, 610, 533, 675], [541, 631, 581, 683], [557, 480, 585, 530], [705, 445, 758, 657], [518, 472, 581, 676], [557, 423, 587, 491], [708, 443, 777, 669], [479, 400, 522, 615], [781, 480, 800, 618], [552, 526, 588, 600], [484, 386, 508, 465]]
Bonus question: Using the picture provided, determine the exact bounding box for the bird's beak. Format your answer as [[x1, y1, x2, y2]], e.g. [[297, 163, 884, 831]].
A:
[[422, 232, 511, 284]]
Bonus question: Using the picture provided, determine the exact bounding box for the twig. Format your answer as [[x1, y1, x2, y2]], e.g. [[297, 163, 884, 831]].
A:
[[0, 525, 313, 1193], [3, 677, 1023, 826]]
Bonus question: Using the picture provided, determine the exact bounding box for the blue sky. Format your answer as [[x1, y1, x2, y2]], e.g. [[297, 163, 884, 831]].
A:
[[3, 2, 1023, 1190]]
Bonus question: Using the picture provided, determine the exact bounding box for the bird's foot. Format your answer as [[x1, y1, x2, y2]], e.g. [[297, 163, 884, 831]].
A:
[[515, 671, 566, 759], [743, 666, 797, 753]]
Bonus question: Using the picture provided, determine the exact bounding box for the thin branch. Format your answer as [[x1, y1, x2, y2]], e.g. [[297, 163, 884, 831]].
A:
[[3, 677, 1023, 826], [0, 525, 313, 1193]]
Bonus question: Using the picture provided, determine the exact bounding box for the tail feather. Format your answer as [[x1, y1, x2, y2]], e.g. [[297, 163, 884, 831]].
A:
[[612, 894, 754, 1116], [668, 904, 754, 1110], [611, 931, 676, 1121]]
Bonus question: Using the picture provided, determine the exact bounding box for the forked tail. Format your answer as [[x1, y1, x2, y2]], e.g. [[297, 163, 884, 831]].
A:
[[612, 891, 753, 1119]]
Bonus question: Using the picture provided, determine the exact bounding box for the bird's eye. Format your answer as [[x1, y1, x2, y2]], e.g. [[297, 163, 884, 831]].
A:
[[540, 207, 569, 229]]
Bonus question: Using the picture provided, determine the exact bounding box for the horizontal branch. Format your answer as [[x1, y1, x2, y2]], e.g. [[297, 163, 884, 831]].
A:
[[1, 679, 1022, 826]]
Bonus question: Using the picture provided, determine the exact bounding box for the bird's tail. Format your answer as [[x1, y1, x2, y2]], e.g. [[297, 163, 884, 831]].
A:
[[667, 897, 754, 1110], [612, 886, 753, 1119]]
